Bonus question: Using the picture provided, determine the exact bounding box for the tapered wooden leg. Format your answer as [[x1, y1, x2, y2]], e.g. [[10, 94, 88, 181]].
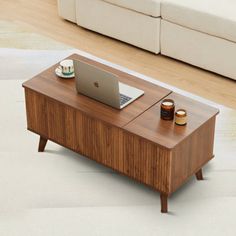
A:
[[195, 169, 203, 180], [160, 193, 168, 213], [38, 136, 48, 152]]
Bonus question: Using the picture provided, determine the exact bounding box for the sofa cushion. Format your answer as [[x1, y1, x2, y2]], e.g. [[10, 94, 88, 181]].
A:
[[102, 0, 161, 17], [162, 0, 236, 43]]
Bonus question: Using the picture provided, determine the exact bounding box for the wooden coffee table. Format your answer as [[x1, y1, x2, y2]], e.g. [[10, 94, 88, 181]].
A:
[[22, 54, 219, 213]]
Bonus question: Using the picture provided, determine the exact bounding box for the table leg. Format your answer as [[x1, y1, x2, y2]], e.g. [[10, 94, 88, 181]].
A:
[[38, 136, 48, 152], [160, 193, 168, 213], [195, 169, 203, 180]]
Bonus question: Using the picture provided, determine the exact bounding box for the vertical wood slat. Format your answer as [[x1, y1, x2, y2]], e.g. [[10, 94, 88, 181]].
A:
[[46, 99, 66, 145], [123, 132, 171, 193]]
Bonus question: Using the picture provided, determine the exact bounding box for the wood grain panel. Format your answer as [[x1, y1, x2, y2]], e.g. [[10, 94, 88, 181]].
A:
[[124, 92, 219, 149], [46, 99, 66, 145], [123, 132, 171, 193], [25, 88, 48, 137], [74, 110, 123, 170], [170, 116, 216, 193], [25, 87, 173, 193], [25, 88, 124, 171], [64, 106, 77, 150], [25, 88, 77, 150]]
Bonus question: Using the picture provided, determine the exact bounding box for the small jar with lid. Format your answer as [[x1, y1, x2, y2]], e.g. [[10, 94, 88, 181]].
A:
[[160, 99, 175, 120], [175, 109, 187, 126]]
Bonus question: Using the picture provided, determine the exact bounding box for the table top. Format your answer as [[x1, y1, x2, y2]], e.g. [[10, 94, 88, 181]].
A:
[[124, 93, 219, 149], [23, 54, 171, 128]]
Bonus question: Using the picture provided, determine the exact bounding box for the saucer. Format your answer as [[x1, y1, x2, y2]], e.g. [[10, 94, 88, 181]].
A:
[[55, 67, 75, 79]]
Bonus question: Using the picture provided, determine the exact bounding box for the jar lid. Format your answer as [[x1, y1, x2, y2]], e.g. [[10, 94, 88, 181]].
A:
[[161, 99, 175, 107], [175, 109, 187, 117]]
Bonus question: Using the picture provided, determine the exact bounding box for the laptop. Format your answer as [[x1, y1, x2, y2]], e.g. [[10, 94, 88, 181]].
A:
[[73, 60, 144, 109]]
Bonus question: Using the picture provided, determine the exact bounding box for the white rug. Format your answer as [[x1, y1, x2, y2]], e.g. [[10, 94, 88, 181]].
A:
[[0, 48, 236, 236]]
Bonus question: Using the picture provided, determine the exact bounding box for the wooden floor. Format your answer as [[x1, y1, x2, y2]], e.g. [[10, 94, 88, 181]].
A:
[[1, 0, 236, 109]]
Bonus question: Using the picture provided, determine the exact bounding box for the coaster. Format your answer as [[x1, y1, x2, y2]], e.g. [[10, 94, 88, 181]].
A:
[[55, 67, 75, 79]]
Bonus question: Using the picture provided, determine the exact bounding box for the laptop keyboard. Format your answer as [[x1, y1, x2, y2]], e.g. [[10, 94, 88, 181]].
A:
[[119, 93, 132, 106]]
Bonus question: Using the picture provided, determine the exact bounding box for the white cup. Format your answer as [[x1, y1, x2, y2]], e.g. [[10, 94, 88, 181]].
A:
[[59, 60, 74, 75]]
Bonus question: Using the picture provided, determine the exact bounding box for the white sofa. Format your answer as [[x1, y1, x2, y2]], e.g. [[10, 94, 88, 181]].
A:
[[57, 0, 236, 80]]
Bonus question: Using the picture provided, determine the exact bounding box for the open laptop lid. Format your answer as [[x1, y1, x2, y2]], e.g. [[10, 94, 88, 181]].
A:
[[73, 60, 121, 108]]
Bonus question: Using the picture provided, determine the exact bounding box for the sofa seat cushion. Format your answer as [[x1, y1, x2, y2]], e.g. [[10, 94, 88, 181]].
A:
[[102, 0, 161, 17], [162, 0, 236, 43]]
